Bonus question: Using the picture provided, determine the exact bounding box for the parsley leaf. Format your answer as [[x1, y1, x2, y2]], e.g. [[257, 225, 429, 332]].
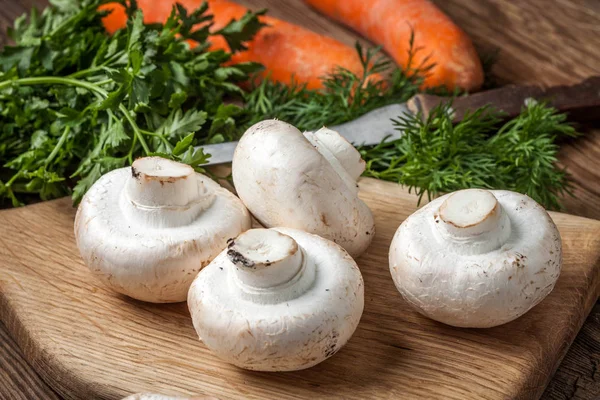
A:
[[0, 0, 263, 206], [213, 9, 267, 53]]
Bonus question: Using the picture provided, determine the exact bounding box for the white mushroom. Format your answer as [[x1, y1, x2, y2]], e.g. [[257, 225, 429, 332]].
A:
[[188, 227, 364, 371], [75, 157, 251, 303], [232, 120, 375, 258], [389, 189, 562, 328]]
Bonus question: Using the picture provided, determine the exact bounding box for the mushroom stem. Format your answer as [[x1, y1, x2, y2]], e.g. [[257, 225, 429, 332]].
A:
[[304, 128, 365, 191], [227, 229, 315, 303], [435, 189, 511, 254], [228, 229, 303, 287], [123, 157, 214, 228]]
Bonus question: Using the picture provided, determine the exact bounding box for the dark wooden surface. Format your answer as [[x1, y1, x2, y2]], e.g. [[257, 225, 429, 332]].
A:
[[0, 0, 598, 399], [0, 321, 61, 400]]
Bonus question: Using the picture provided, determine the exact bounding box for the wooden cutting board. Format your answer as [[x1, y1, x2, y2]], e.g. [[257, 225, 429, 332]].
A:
[[0, 177, 598, 400]]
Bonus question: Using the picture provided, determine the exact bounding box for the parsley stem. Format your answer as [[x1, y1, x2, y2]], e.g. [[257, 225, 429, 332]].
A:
[[45, 125, 71, 167], [0, 77, 101, 95], [119, 107, 150, 155], [128, 135, 137, 165], [70, 47, 126, 78], [6, 171, 22, 187], [0, 76, 151, 155], [140, 129, 172, 150], [68, 67, 104, 79]]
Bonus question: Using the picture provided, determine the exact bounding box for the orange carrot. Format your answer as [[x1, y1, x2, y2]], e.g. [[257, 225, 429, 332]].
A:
[[101, 0, 379, 90], [304, 0, 484, 91]]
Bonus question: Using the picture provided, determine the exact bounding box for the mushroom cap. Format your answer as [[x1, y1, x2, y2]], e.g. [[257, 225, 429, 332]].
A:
[[188, 227, 364, 371], [389, 189, 562, 328], [75, 160, 251, 303], [232, 120, 375, 258]]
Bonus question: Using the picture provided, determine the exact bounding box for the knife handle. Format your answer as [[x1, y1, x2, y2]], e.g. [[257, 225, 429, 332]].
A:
[[406, 76, 600, 122]]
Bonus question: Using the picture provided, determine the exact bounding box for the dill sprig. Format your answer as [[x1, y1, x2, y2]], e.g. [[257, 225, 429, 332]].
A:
[[244, 37, 577, 210], [360, 101, 579, 210], [244, 41, 449, 131]]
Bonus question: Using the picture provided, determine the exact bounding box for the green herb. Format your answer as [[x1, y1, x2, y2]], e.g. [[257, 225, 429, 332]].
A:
[[0, 0, 264, 206], [244, 38, 452, 132], [0, 1, 579, 211], [361, 100, 578, 210], [243, 36, 575, 210]]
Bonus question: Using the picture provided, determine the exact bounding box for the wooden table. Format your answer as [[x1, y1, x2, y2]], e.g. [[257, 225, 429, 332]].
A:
[[0, 0, 598, 399]]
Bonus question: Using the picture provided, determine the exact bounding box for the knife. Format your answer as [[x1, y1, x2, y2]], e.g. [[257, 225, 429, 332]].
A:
[[198, 76, 600, 166]]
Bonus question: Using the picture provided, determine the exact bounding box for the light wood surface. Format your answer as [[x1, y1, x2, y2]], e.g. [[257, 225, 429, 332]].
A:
[[1, 0, 600, 399], [0, 177, 598, 400]]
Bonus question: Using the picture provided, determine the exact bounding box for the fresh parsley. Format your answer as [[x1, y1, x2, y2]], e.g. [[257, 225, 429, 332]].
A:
[[0, 0, 263, 206]]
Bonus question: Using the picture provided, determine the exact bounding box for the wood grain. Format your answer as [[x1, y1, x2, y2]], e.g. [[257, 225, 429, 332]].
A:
[[543, 303, 600, 399], [0, 0, 599, 399], [0, 320, 60, 400], [0, 177, 599, 400]]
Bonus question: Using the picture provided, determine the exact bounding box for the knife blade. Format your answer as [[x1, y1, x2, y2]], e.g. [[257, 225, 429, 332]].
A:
[[196, 76, 600, 166], [197, 103, 411, 166]]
